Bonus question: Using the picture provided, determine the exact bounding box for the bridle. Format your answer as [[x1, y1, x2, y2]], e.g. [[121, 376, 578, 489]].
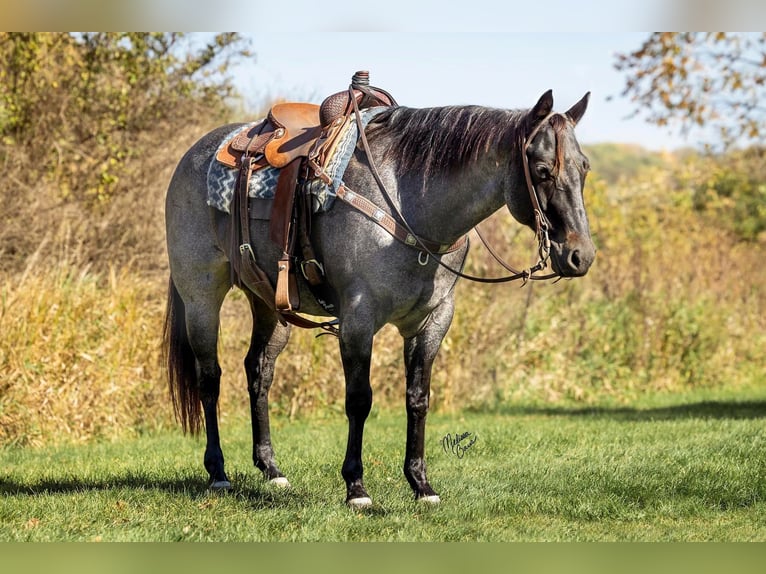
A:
[[345, 84, 561, 284]]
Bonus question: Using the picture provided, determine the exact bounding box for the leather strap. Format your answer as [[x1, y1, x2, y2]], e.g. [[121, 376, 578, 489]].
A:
[[521, 113, 554, 266], [271, 158, 302, 312], [275, 254, 300, 311], [335, 185, 467, 255], [270, 158, 302, 249], [280, 311, 339, 336], [296, 183, 325, 287], [229, 131, 338, 333], [348, 87, 558, 284], [232, 156, 281, 313]]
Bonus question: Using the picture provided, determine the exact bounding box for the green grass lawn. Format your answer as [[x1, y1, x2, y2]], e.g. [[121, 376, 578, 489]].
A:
[[2, 388, 765, 541]]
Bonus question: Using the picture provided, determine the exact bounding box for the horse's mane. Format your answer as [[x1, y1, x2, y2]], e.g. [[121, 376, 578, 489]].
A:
[[367, 105, 528, 177]]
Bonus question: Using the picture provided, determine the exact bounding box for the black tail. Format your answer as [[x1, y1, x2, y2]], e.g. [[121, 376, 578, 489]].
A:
[[162, 277, 202, 434]]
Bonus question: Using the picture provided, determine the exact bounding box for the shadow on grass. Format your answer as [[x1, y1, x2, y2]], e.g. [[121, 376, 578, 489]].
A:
[[485, 400, 766, 421], [0, 471, 308, 509]]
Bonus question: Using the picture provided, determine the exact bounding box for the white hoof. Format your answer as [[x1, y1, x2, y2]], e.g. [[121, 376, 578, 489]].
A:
[[418, 494, 441, 504], [209, 480, 232, 491], [347, 496, 373, 509], [269, 476, 291, 488]]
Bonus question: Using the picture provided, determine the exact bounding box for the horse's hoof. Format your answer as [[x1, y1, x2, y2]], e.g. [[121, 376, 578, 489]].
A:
[[209, 480, 232, 491], [269, 476, 291, 488], [418, 494, 441, 504], [347, 496, 373, 509]]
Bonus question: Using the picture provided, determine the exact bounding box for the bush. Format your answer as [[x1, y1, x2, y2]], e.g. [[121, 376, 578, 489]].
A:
[[693, 167, 766, 242], [0, 32, 249, 273], [0, 264, 169, 446]]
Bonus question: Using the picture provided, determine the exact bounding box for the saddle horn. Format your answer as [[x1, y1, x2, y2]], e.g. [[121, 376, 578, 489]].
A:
[[320, 71, 397, 129]]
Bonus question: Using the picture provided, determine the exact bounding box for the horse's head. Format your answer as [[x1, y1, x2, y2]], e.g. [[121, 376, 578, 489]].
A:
[[507, 90, 596, 277]]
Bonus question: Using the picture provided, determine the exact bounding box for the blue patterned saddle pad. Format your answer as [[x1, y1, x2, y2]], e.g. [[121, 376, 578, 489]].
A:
[[206, 107, 385, 215]]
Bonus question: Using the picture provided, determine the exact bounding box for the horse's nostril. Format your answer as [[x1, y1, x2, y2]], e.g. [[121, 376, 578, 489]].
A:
[[568, 249, 582, 270]]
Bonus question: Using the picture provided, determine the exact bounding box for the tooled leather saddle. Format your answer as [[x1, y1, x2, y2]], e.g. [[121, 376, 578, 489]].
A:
[[225, 71, 397, 331]]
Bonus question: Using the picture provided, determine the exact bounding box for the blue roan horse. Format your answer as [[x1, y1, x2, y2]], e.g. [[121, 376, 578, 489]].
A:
[[163, 88, 595, 507]]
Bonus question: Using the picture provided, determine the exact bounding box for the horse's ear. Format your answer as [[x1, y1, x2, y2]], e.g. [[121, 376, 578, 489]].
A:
[[565, 92, 590, 126], [530, 90, 554, 121], [525, 90, 553, 135]]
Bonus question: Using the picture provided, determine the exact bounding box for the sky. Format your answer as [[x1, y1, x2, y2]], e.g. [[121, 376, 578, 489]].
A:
[[228, 33, 705, 151], [3, 0, 760, 151]]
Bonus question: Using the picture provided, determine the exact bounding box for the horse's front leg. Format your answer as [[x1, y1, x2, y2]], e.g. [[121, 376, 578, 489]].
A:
[[338, 302, 376, 508], [402, 298, 455, 503], [244, 293, 291, 486]]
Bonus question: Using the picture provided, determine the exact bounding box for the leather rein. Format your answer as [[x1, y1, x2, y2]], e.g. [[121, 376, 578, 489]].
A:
[[338, 85, 559, 285]]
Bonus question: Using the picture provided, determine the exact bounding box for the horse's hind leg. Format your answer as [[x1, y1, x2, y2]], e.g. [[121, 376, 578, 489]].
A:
[[175, 265, 231, 490], [244, 292, 291, 486], [402, 298, 455, 503], [187, 305, 230, 489]]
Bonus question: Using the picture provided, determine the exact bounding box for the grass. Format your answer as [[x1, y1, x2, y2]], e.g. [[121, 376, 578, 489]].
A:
[[3, 239, 765, 448], [0, 264, 169, 447], [2, 387, 765, 541], [2, 139, 766, 542]]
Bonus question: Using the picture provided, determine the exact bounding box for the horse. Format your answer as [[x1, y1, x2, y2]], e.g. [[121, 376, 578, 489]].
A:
[[162, 88, 596, 508]]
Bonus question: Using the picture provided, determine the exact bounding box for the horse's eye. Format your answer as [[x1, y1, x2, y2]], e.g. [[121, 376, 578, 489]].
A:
[[536, 164, 551, 180]]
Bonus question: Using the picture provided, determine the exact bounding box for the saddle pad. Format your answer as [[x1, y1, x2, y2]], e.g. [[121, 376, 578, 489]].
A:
[[206, 122, 278, 213], [308, 106, 386, 212], [205, 107, 386, 215]]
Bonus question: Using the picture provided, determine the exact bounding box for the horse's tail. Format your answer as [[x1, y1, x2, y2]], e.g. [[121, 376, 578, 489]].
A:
[[162, 276, 202, 434]]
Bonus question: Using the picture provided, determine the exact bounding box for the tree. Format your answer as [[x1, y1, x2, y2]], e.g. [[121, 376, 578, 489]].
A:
[[615, 32, 766, 147], [0, 33, 251, 271], [0, 33, 250, 203]]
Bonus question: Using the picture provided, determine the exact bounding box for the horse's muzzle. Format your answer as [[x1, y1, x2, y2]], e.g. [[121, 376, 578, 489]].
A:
[[550, 234, 596, 277]]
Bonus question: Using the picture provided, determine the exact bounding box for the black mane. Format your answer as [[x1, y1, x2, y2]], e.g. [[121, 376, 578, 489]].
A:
[[368, 105, 528, 177]]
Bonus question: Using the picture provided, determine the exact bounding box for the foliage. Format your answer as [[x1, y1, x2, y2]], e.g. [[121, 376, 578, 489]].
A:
[[615, 32, 766, 147], [0, 33, 764, 449], [2, 400, 766, 541], [0, 32, 247, 202], [1, 38, 765, 543], [0, 263, 171, 447], [582, 143, 669, 184], [0, 32, 248, 272], [428, 158, 766, 409], [2, 144, 766, 446], [685, 147, 766, 241]]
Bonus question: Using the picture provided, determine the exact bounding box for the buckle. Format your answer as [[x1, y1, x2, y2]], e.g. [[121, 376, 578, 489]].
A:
[[301, 259, 325, 280]]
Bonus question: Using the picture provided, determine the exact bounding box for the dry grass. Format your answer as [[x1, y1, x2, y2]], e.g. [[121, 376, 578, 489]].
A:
[[0, 262, 169, 446], [2, 143, 765, 447], [3, 35, 763, 448]]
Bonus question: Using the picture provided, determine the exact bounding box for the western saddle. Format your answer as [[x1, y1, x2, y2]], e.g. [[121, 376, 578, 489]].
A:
[[225, 71, 396, 331]]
